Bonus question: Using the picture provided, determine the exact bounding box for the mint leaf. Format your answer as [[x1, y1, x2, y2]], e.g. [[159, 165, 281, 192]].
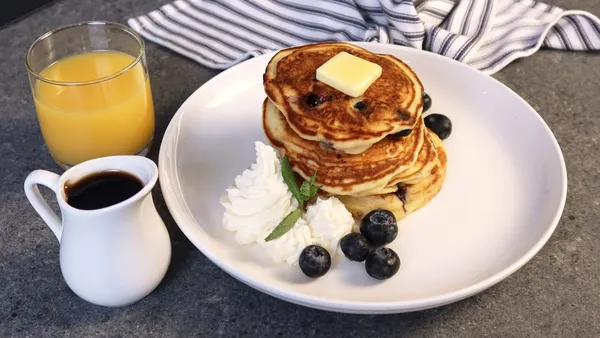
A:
[[308, 171, 317, 186], [300, 171, 320, 201], [281, 156, 303, 203], [300, 171, 320, 200], [309, 184, 321, 197], [299, 181, 311, 200], [265, 208, 303, 242]]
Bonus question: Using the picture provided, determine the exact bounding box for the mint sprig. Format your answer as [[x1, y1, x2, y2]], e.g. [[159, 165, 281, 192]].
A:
[[265, 156, 321, 242]]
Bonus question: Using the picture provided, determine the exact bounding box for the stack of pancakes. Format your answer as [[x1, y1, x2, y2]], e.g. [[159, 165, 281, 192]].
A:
[[262, 42, 447, 221]]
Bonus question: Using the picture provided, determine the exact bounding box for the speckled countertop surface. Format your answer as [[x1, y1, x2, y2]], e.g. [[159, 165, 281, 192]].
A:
[[1, 0, 599, 336]]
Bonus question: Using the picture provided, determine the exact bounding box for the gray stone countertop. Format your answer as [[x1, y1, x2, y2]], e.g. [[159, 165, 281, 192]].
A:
[[1, 0, 599, 336]]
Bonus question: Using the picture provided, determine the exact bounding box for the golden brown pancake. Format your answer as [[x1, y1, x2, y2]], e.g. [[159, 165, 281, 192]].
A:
[[387, 129, 439, 185], [349, 130, 439, 197], [263, 98, 425, 196], [337, 132, 447, 221], [264, 42, 424, 154]]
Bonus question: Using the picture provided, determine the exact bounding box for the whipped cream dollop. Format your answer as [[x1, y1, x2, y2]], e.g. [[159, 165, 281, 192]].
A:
[[222, 141, 354, 265], [222, 142, 298, 245], [305, 197, 354, 255], [222, 142, 310, 264]]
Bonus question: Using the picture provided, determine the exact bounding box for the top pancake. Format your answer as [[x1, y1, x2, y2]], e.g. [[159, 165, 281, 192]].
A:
[[264, 42, 424, 154]]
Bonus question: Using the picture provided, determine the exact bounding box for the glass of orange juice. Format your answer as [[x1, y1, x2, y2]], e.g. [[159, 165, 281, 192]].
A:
[[26, 21, 155, 169]]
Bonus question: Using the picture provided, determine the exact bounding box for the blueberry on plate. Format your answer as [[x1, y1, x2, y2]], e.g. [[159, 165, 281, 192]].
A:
[[299, 245, 331, 278], [424, 113, 452, 140], [360, 209, 398, 246], [365, 247, 400, 280], [340, 232, 372, 262], [422, 92, 432, 113]]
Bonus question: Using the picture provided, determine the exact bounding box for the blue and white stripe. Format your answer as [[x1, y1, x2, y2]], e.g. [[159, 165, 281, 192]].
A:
[[128, 0, 600, 75]]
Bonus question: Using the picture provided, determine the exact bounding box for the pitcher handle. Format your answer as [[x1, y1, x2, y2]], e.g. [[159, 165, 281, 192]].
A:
[[24, 170, 62, 242]]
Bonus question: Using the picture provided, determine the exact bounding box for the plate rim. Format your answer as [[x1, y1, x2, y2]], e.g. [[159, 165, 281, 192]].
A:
[[158, 42, 568, 313]]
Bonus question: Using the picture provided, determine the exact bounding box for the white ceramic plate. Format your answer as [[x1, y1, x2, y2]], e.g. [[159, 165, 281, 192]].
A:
[[158, 43, 567, 314]]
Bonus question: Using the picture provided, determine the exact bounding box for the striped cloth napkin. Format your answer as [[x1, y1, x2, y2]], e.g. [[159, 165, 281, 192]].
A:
[[128, 0, 600, 75]]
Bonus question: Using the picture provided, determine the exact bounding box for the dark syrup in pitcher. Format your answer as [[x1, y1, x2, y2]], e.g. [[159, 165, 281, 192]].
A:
[[65, 170, 144, 210]]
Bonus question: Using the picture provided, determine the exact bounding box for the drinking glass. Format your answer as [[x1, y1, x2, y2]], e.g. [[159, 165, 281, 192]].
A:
[[26, 21, 155, 169]]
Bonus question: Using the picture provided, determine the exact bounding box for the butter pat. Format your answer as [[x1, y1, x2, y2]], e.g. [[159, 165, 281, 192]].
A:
[[316, 52, 382, 97]]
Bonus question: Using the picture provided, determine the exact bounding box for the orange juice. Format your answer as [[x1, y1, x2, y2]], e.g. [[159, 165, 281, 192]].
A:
[[33, 51, 154, 166]]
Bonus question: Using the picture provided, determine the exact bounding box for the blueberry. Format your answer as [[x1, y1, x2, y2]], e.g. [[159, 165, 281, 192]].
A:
[[395, 128, 412, 137], [353, 101, 367, 111], [360, 209, 398, 246], [305, 93, 320, 107], [424, 113, 452, 140], [340, 233, 372, 262], [305, 93, 332, 107], [299, 245, 331, 278], [365, 247, 400, 280], [422, 92, 432, 113]]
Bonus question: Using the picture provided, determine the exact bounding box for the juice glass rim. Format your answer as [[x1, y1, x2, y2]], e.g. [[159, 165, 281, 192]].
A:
[[25, 21, 145, 87]]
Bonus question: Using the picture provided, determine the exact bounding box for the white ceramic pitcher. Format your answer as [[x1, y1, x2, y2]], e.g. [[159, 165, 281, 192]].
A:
[[24, 155, 171, 307]]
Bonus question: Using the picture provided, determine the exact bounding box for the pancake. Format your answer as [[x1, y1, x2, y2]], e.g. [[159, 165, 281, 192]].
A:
[[263, 98, 426, 196], [349, 130, 439, 197], [386, 129, 438, 185], [336, 132, 447, 221], [264, 42, 424, 154]]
